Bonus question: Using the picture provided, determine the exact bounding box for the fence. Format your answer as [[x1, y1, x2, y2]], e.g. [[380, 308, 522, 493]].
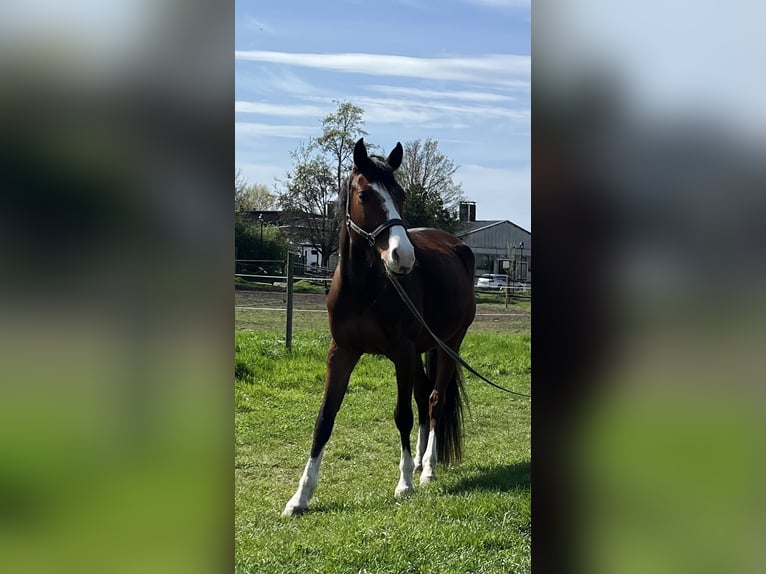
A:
[[235, 252, 334, 349], [235, 253, 531, 348]]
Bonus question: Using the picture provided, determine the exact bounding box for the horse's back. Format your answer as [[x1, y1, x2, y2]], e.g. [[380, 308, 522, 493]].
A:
[[408, 227, 476, 342], [409, 228, 475, 278]]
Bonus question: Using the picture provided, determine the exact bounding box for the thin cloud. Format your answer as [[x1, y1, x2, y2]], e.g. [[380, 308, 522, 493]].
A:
[[366, 85, 520, 102], [235, 101, 327, 117], [235, 122, 314, 139], [241, 68, 331, 99], [234, 94, 529, 127], [348, 96, 530, 125], [235, 50, 529, 86]]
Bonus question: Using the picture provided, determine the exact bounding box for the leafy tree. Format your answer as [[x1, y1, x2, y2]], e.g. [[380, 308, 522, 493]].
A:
[[315, 101, 368, 197], [278, 142, 339, 266], [234, 219, 288, 275], [242, 183, 277, 211], [396, 138, 465, 232], [277, 101, 368, 266], [235, 169, 276, 213], [235, 170, 284, 273]]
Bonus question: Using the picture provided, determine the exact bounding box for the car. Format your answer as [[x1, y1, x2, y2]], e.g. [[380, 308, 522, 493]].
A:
[[475, 274, 510, 291]]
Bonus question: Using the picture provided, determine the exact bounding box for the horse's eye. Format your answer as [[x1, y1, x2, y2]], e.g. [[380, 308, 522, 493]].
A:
[[358, 191, 367, 202]]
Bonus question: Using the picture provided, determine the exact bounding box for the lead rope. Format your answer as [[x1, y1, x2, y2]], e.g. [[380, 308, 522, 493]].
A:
[[386, 274, 531, 399]]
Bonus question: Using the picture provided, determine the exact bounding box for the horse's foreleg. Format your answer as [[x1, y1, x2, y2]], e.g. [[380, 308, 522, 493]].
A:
[[283, 340, 360, 516]]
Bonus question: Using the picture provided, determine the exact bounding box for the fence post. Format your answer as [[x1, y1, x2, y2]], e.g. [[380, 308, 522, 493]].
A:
[[285, 251, 294, 350]]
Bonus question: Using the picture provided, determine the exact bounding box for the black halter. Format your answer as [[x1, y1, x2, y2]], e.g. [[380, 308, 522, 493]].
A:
[[345, 185, 406, 248]]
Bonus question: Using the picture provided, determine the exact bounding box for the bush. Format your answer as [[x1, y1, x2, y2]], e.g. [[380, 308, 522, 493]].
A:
[[292, 280, 327, 294], [235, 220, 289, 275]]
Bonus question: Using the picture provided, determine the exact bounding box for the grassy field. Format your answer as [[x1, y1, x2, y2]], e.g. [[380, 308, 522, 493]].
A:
[[235, 295, 530, 573], [235, 290, 530, 335]]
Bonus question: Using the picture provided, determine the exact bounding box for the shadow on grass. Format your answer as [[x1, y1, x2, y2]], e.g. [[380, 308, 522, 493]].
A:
[[307, 494, 387, 514], [284, 462, 530, 516], [308, 500, 357, 514], [444, 460, 530, 494]]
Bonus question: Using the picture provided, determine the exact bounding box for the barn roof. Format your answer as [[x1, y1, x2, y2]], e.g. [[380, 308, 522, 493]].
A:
[[455, 219, 530, 237]]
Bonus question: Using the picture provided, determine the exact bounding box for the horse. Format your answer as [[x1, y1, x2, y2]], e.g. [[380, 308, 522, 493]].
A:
[[283, 138, 476, 516]]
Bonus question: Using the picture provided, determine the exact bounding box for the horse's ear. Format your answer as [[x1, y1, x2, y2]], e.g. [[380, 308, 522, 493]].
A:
[[353, 138, 370, 170], [387, 142, 403, 171]]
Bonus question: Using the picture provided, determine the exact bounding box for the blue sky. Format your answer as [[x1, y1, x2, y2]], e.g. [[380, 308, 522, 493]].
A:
[[235, 0, 530, 230]]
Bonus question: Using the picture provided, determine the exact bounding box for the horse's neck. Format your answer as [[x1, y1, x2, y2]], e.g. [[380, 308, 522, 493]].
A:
[[337, 228, 380, 298]]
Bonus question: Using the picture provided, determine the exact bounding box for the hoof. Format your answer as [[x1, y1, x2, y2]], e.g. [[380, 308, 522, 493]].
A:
[[395, 484, 415, 498], [282, 502, 307, 516], [420, 472, 437, 485]]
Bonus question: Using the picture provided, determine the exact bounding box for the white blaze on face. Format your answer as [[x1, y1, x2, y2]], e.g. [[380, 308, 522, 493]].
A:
[[371, 182, 416, 274]]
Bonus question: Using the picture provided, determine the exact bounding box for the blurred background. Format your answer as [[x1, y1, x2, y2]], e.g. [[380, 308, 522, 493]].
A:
[[533, 1, 766, 573], [0, 1, 232, 572], [2, 0, 766, 572]]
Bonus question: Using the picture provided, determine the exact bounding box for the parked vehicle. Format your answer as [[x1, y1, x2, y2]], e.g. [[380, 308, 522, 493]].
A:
[[475, 274, 509, 291]]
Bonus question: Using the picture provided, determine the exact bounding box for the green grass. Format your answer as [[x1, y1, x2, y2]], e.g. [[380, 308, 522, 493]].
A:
[[235, 307, 330, 333], [235, 330, 530, 573], [235, 278, 328, 294], [474, 292, 531, 307], [234, 290, 530, 335]]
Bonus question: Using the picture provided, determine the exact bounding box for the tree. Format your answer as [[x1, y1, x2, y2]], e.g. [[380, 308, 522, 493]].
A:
[[315, 101, 368, 199], [396, 138, 465, 232], [235, 218, 288, 275], [278, 142, 340, 267], [277, 101, 369, 266], [235, 169, 276, 213]]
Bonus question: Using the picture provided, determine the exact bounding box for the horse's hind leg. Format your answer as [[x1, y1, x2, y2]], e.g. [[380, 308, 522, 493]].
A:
[[420, 331, 467, 485], [412, 352, 432, 473], [420, 349, 453, 485], [283, 339, 360, 516], [393, 348, 420, 498]]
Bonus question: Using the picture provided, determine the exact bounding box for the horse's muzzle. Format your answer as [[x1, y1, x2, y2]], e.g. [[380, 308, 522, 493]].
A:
[[386, 263, 414, 276]]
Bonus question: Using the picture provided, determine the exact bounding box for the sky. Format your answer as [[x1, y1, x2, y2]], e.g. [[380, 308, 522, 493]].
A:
[[235, 0, 530, 230]]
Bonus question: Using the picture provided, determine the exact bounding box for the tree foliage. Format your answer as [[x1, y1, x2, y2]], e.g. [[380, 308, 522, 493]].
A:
[[235, 169, 276, 213], [396, 138, 464, 232], [278, 142, 339, 266], [276, 102, 465, 260], [234, 219, 288, 274], [277, 101, 368, 266], [315, 101, 369, 197]]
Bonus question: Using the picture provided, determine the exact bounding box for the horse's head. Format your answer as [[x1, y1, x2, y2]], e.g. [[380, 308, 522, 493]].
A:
[[346, 138, 416, 275]]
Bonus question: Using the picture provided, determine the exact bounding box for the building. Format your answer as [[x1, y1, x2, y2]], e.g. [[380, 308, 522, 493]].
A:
[[241, 203, 531, 282], [241, 209, 337, 273], [455, 202, 531, 282]]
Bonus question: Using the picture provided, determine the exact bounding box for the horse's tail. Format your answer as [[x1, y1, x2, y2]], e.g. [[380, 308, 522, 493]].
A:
[[426, 349, 465, 466]]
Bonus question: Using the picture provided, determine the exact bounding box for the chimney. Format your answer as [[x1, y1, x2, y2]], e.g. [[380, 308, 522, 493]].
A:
[[459, 201, 476, 222]]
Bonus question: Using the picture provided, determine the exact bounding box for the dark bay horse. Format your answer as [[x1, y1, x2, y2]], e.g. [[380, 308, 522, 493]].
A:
[[283, 138, 476, 516]]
